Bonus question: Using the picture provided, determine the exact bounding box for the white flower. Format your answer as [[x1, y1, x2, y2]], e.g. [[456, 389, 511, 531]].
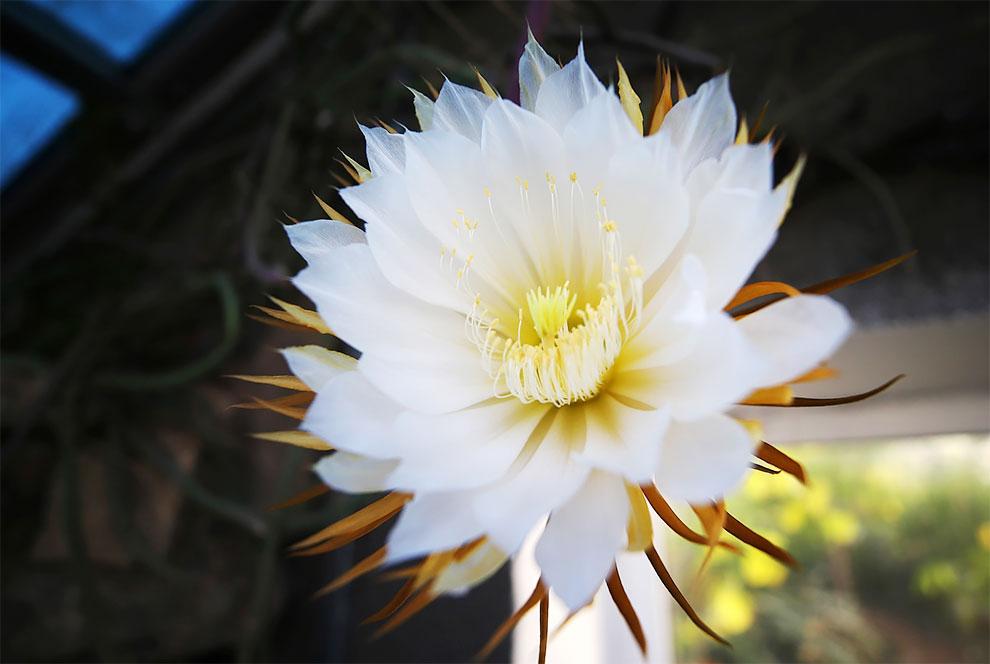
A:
[[279, 35, 852, 631]]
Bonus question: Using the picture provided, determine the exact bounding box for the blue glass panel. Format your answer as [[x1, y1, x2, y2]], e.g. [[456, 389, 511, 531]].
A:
[[0, 54, 79, 189], [28, 0, 194, 64]]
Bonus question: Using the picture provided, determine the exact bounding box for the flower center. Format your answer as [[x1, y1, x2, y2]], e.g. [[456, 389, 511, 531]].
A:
[[527, 283, 578, 341], [493, 283, 630, 406], [467, 257, 643, 408], [458, 173, 645, 407]]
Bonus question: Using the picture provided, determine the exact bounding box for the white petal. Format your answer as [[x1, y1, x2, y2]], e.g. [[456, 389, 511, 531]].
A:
[[660, 73, 736, 173], [576, 393, 670, 484], [480, 99, 568, 282], [385, 400, 550, 492], [684, 143, 787, 310], [655, 414, 755, 502], [403, 128, 487, 246], [292, 242, 466, 363], [340, 174, 468, 312], [687, 141, 773, 196], [359, 125, 405, 177], [518, 29, 561, 112], [535, 469, 628, 610], [601, 133, 689, 279], [737, 294, 852, 386], [472, 407, 590, 553], [402, 130, 521, 315], [409, 86, 434, 130], [302, 370, 404, 459], [624, 254, 708, 370], [482, 99, 567, 176], [285, 219, 366, 265], [432, 80, 493, 143], [610, 311, 763, 420], [358, 350, 493, 415], [534, 42, 605, 130], [313, 452, 398, 493], [280, 345, 355, 391], [563, 91, 640, 186], [432, 539, 509, 596], [385, 492, 485, 563]]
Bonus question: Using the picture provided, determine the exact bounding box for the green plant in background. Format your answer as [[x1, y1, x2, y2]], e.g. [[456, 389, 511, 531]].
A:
[[672, 434, 990, 664]]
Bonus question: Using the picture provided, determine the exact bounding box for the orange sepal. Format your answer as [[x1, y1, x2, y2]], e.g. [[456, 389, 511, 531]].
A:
[[372, 587, 438, 638], [724, 513, 798, 569], [645, 546, 729, 647], [691, 501, 728, 574], [774, 375, 904, 408], [733, 251, 917, 317], [313, 546, 387, 598], [726, 280, 801, 312], [363, 577, 418, 624], [606, 566, 647, 656], [475, 578, 548, 662], [646, 58, 674, 135], [740, 385, 794, 406], [641, 485, 739, 553], [228, 374, 310, 391], [755, 441, 808, 484], [290, 492, 411, 551], [538, 594, 549, 664], [266, 483, 329, 512]]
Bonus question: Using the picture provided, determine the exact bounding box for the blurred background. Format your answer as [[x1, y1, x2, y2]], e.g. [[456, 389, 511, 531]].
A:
[[1, 1, 987, 662]]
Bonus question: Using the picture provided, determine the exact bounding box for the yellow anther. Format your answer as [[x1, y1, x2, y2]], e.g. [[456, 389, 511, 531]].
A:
[[569, 172, 578, 183], [483, 186, 492, 198], [603, 221, 617, 232]]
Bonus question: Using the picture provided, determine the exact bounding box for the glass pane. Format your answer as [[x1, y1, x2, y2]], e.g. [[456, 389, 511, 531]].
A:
[[0, 54, 79, 188], [27, 0, 194, 64], [672, 434, 990, 664]]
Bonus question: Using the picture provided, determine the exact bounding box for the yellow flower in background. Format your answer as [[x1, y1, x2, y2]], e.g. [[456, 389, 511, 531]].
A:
[[238, 30, 910, 660], [741, 532, 791, 587], [822, 510, 861, 545], [978, 521, 990, 550], [708, 582, 756, 636]]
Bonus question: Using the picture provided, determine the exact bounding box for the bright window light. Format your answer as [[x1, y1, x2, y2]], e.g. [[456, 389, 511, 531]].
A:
[[27, 0, 194, 64], [0, 54, 79, 188]]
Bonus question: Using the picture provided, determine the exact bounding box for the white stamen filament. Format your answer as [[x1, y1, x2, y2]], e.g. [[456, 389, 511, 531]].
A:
[[460, 173, 644, 406]]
